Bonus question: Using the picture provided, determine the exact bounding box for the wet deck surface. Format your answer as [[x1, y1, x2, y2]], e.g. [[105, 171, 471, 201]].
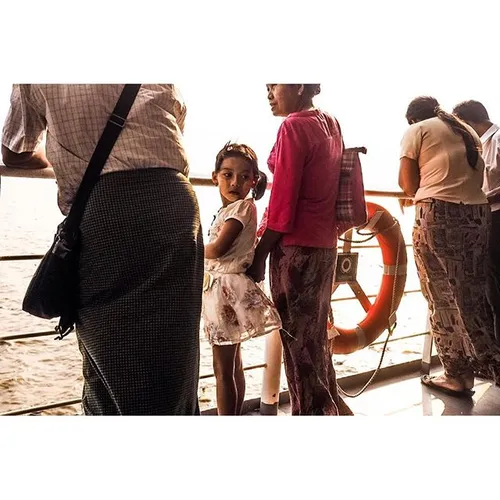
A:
[[248, 368, 500, 416]]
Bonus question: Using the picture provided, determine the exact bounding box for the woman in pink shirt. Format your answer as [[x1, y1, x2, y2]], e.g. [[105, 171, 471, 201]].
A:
[[248, 84, 353, 415]]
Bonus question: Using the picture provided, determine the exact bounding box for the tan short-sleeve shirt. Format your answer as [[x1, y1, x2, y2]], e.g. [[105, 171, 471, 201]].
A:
[[400, 117, 487, 205]]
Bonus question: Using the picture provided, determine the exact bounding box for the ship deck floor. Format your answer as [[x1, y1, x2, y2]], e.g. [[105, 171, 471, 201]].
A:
[[246, 363, 500, 417]]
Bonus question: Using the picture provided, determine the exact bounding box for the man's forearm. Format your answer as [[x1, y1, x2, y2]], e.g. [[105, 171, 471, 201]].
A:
[[1, 145, 51, 169]]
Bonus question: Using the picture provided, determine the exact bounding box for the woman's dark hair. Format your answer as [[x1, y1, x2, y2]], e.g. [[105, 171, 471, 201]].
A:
[[302, 84, 321, 99], [405, 96, 480, 169], [214, 142, 268, 200], [295, 84, 321, 109]]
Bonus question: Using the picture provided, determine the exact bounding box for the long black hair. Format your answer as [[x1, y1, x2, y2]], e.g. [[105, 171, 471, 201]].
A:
[[405, 96, 480, 169], [214, 142, 268, 200]]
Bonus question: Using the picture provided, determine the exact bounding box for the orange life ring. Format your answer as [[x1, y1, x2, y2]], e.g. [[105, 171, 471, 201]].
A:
[[329, 201, 407, 355]]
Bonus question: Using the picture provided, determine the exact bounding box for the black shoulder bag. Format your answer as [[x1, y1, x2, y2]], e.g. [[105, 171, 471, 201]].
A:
[[22, 84, 141, 340]]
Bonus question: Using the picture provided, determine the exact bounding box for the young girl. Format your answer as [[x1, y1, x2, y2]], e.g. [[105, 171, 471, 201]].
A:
[[202, 142, 282, 415]]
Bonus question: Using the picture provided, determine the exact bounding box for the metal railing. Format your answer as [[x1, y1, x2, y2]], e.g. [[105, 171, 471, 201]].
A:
[[0, 166, 429, 415]]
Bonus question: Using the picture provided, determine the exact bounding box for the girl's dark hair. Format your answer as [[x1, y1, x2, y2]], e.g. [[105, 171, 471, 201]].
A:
[[253, 170, 268, 201], [405, 96, 480, 169], [214, 142, 268, 200]]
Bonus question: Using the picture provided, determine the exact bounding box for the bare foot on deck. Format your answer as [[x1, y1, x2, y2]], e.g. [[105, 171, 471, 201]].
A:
[[421, 373, 475, 397]]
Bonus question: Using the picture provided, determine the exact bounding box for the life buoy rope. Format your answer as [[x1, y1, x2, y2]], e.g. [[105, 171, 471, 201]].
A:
[[329, 201, 407, 356]]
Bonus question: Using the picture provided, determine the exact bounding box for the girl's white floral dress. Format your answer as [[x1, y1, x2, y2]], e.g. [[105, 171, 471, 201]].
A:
[[202, 199, 282, 346]]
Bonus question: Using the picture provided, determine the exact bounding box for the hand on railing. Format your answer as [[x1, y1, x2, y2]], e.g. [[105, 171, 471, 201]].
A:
[[398, 198, 414, 213]]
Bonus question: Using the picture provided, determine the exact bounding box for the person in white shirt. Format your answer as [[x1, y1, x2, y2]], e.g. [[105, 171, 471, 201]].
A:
[[453, 100, 500, 345]]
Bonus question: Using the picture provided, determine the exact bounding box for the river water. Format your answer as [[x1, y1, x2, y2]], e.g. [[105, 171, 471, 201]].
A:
[[0, 176, 428, 415]]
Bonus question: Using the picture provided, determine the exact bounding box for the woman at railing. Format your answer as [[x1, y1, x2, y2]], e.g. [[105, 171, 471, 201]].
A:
[[399, 95, 500, 397], [248, 84, 353, 416]]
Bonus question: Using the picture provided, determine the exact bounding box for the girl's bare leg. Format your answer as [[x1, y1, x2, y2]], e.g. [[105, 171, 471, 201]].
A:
[[212, 344, 239, 415]]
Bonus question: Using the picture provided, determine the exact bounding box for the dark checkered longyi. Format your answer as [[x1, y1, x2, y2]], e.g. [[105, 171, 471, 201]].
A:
[[76, 168, 204, 415]]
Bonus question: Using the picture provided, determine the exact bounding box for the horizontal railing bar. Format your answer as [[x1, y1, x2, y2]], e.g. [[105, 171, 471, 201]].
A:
[[1, 323, 427, 345], [1, 331, 58, 341], [199, 363, 267, 380], [1, 290, 424, 341], [1, 398, 82, 416], [1, 165, 409, 199], [368, 331, 429, 347], [0, 255, 45, 261], [0, 243, 415, 262], [364, 190, 407, 198], [332, 288, 421, 303], [342, 244, 414, 249]]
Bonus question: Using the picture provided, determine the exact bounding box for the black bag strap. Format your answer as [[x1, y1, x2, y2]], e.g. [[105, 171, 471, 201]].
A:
[[65, 84, 141, 231]]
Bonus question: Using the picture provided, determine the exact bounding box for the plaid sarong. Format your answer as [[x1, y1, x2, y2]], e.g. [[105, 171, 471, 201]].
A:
[[335, 148, 367, 235], [76, 168, 204, 415]]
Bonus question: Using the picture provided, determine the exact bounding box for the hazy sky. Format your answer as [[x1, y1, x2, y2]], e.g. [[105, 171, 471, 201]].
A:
[[1, 0, 498, 193]]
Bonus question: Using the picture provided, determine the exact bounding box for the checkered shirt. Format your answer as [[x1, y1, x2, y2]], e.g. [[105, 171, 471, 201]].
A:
[[2, 84, 189, 214]]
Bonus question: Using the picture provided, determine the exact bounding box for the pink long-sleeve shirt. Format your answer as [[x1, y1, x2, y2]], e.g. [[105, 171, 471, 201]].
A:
[[266, 109, 343, 248]]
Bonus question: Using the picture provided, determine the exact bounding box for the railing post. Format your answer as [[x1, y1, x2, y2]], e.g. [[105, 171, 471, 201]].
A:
[[421, 311, 433, 374], [260, 328, 282, 415]]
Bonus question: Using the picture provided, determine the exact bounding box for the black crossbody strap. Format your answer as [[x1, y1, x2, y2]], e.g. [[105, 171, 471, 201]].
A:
[[65, 84, 141, 229]]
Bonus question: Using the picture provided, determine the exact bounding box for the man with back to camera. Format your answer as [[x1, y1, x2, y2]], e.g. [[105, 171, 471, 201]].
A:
[[2, 85, 204, 415], [453, 100, 500, 345]]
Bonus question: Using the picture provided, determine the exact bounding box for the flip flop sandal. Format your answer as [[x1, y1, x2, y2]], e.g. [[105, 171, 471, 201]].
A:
[[421, 375, 475, 398]]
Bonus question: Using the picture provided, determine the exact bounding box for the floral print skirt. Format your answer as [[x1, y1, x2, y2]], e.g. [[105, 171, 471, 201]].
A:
[[202, 272, 282, 346]]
